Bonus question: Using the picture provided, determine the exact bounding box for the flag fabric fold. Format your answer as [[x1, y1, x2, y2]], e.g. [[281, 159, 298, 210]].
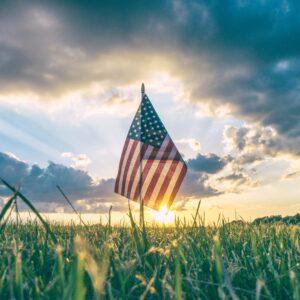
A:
[[115, 93, 187, 210]]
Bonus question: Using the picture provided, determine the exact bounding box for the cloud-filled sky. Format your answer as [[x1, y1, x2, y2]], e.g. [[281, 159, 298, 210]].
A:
[[0, 0, 300, 222]]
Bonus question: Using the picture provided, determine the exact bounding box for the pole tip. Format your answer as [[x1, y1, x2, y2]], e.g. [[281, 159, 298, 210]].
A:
[[141, 83, 145, 96]]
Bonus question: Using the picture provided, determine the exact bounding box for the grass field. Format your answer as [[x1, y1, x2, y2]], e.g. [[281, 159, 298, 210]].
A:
[[0, 209, 299, 299]]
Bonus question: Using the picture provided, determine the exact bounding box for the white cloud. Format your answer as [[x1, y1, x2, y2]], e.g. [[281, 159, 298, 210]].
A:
[[176, 138, 201, 152], [175, 138, 202, 160], [61, 152, 91, 169]]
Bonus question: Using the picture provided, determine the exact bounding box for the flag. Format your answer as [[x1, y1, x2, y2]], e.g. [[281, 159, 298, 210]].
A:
[[115, 89, 187, 210]]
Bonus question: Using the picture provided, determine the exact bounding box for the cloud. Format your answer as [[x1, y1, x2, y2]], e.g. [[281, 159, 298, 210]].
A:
[[223, 124, 299, 161], [0, 152, 122, 213], [284, 171, 300, 179], [61, 152, 91, 169], [175, 138, 201, 151], [187, 153, 230, 174], [175, 138, 201, 160], [215, 172, 260, 194], [179, 171, 221, 199], [0, 152, 29, 185], [177, 153, 232, 199]]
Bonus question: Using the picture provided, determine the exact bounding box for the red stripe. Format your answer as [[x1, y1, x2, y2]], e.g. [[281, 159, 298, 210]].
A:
[[173, 150, 181, 161], [153, 160, 180, 209], [114, 138, 130, 193], [120, 140, 139, 196], [126, 144, 148, 199], [161, 142, 175, 160], [166, 163, 187, 209]]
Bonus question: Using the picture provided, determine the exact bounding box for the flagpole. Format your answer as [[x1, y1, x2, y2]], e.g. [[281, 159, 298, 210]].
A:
[[140, 83, 145, 227]]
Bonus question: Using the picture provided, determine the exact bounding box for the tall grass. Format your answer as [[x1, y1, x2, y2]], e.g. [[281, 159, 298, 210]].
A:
[[0, 185, 299, 299], [0, 217, 299, 299]]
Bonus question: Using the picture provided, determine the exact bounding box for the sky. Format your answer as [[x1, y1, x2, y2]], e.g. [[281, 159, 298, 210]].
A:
[[0, 0, 300, 224]]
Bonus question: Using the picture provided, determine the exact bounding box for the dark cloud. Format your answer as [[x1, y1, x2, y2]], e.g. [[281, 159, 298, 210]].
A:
[[0, 153, 29, 185], [187, 153, 229, 174], [0, 152, 122, 213], [176, 153, 233, 199], [179, 171, 221, 198]]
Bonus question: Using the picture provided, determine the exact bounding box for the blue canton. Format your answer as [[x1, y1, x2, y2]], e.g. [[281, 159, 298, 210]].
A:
[[128, 95, 167, 148]]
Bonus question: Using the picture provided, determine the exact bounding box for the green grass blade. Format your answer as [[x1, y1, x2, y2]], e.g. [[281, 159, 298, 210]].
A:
[[0, 178, 58, 244], [0, 192, 17, 224]]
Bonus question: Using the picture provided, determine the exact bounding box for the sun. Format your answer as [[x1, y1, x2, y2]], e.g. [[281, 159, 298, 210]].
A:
[[150, 205, 175, 224]]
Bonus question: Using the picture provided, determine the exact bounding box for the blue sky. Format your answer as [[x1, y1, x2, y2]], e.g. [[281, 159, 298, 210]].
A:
[[0, 0, 300, 222]]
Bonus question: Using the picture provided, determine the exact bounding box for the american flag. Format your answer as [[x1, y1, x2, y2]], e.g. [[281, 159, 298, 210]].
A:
[[115, 92, 187, 210]]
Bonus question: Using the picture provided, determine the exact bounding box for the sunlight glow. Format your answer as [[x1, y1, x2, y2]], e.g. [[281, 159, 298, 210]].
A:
[[150, 205, 175, 224]]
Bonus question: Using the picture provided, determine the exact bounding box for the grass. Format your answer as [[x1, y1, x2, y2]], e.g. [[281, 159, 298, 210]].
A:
[[0, 215, 299, 299], [0, 182, 299, 299]]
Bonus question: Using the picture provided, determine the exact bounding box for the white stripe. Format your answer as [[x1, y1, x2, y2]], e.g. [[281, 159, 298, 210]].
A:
[[146, 147, 178, 208], [124, 142, 141, 196], [117, 139, 135, 194], [161, 162, 185, 207]]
